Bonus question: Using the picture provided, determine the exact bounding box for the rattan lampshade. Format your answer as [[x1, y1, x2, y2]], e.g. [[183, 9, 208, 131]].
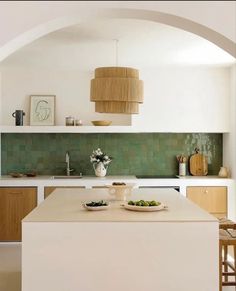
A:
[[90, 67, 143, 114]]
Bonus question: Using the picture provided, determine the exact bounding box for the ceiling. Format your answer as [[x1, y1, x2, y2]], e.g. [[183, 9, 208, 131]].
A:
[[1, 18, 235, 70]]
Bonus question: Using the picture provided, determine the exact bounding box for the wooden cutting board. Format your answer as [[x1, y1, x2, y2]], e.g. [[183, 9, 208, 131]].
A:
[[189, 148, 208, 176]]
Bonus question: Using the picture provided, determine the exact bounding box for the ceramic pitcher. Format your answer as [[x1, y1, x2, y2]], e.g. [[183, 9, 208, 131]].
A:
[[93, 162, 107, 177]]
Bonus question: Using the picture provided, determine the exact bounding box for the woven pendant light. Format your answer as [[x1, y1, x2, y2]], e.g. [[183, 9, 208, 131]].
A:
[[90, 66, 143, 114], [90, 40, 143, 114]]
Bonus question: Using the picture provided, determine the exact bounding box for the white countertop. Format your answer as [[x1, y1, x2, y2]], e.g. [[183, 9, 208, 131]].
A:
[[0, 175, 137, 181], [0, 175, 139, 188], [0, 174, 232, 180], [0, 174, 232, 197], [0, 175, 232, 186], [177, 175, 229, 179], [23, 188, 217, 223]]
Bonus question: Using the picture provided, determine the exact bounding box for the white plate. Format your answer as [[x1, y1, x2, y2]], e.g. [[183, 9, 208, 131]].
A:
[[122, 202, 167, 212], [83, 202, 110, 211]]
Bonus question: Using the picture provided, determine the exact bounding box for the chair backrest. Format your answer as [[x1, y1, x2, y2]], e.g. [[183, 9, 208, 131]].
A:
[[219, 218, 236, 230]]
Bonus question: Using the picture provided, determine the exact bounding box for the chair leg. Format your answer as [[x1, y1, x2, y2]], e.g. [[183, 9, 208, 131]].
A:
[[219, 241, 222, 291], [234, 245, 236, 289], [224, 245, 228, 282]]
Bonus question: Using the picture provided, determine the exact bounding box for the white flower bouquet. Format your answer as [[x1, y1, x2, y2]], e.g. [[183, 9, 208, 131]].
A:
[[90, 148, 112, 166]]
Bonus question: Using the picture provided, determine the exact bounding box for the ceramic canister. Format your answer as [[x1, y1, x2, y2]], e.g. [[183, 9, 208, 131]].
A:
[[218, 167, 228, 178], [65, 116, 75, 126], [179, 163, 186, 176]]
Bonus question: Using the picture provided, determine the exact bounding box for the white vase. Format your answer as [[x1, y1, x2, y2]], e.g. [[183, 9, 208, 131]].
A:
[[93, 162, 107, 177], [218, 167, 228, 178], [179, 163, 186, 176]]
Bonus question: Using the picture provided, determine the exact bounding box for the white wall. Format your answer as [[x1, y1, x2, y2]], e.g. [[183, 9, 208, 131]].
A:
[[0, 2, 234, 130], [0, 67, 131, 126], [0, 71, 1, 174], [0, 71, 1, 124], [132, 66, 230, 132], [0, 1, 235, 45], [223, 65, 236, 178], [223, 65, 236, 221], [1, 65, 230, 132]]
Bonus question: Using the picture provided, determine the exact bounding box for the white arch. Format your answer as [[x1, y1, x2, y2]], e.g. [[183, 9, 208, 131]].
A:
[[0, 8, 235, 62]]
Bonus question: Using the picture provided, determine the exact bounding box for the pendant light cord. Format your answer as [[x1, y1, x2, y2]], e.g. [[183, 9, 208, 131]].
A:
[[113, 39, 119, 66]]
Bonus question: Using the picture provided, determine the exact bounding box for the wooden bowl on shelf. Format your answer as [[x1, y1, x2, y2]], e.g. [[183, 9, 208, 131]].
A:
[[25, 172, 37, 177], [10, 172, 24, 178], [91, 120, 112, 126]]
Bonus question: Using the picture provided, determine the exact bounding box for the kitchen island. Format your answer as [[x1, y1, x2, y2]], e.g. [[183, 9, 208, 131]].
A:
[[22, 188, 218, 291]]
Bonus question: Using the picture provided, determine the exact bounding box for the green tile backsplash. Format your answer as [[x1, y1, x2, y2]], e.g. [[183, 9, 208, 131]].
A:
[[1, 133, 222, 176]]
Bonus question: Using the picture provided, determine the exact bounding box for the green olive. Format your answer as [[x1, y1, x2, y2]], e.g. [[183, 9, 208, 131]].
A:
[[128, 199, 161, 207]]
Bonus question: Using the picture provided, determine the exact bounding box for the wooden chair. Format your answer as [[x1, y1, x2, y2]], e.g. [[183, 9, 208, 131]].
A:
[[219, 219, 236, 291]]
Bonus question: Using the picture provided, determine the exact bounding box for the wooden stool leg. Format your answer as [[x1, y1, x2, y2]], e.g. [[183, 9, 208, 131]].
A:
[[224, 245, 228, 282], [219, 241, 222, 291], [234, 245, 236, 289]]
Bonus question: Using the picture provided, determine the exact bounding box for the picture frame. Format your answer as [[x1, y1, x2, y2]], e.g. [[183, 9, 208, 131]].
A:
[[30, 95, 55, 125]]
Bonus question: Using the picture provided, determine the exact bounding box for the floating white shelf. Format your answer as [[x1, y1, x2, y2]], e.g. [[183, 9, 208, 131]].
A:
[[0, 125, 136, 133], [0, 126, 228, 134]]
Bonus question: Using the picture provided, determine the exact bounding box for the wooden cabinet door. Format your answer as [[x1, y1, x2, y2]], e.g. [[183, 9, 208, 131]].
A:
[[0, 187, 37, 241], [186, 186, 227, 218], [44, 187, 57, 198]]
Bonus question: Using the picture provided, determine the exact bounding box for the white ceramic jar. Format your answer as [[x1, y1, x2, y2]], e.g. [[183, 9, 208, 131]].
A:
[[218, 167, 228, 178], [179, 163, 186, 176]]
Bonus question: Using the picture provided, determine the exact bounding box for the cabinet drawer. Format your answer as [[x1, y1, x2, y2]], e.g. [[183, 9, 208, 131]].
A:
[[186, 186, 227, 214], [0, 187, 37, 241]]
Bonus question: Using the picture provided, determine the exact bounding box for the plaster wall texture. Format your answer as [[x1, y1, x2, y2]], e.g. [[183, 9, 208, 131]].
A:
[[0, 1, 235, 62], [0, 66, 230, 132]]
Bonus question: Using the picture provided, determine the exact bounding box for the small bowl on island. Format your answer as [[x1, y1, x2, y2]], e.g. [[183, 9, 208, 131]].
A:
[[83, 200, 110, 211]]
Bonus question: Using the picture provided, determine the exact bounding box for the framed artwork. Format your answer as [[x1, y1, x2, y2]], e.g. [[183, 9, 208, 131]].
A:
[[30, 95, 55, 125]]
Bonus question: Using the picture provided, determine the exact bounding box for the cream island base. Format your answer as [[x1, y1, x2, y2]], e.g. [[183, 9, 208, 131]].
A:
[[22, 188, 218, 291]]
